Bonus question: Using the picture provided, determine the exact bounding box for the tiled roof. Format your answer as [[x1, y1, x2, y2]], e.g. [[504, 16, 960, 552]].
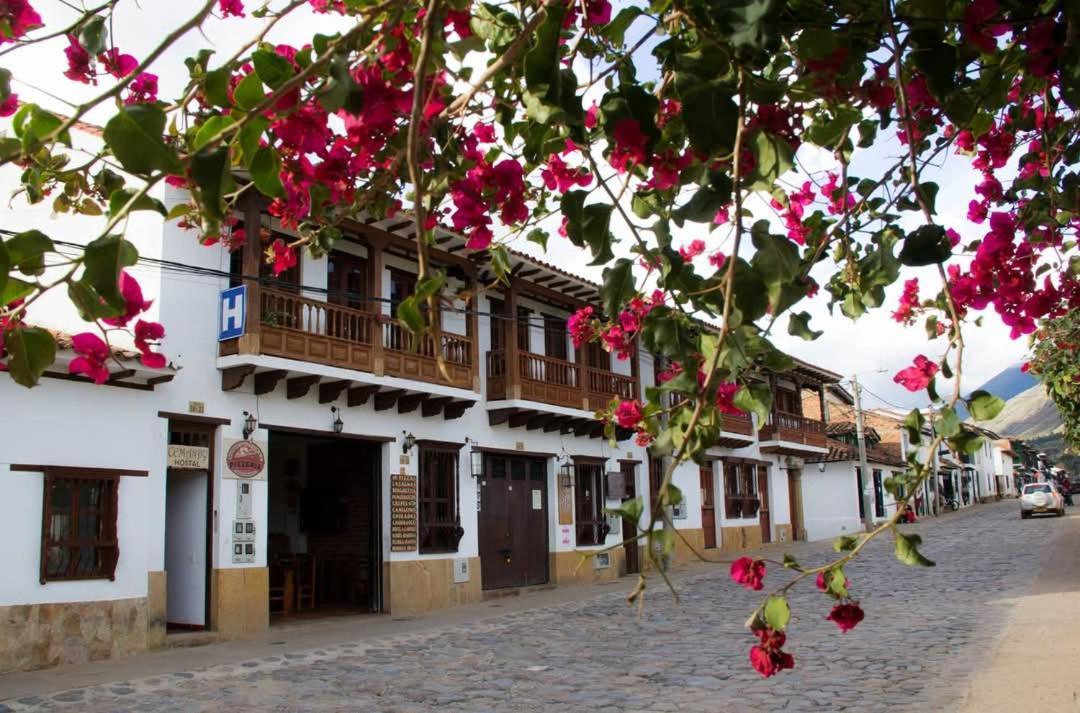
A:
[[825, 421, 882, 441], [806, 437, 906, 468]]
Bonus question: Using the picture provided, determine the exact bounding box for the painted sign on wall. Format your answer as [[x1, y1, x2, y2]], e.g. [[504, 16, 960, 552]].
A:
[[223, 438, 267, 480], [167, 444, 209, 470], [390, 473, 418, 552]]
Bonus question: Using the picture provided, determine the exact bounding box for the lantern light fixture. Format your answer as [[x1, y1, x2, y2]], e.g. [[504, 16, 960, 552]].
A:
[[401, 431, 416, 453], [465, 437, 483, 478], [242, 411, 257, 440], [331, 406, 344, 434]]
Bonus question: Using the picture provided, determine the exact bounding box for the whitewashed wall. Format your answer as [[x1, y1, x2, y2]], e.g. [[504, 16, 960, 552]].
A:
[[800, 463, 862, 542]]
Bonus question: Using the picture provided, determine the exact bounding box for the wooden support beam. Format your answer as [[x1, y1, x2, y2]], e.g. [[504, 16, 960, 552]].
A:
[[397, 392, 426, 414], [544, 416, 570, 433], [147, 374, 175, 386], [518, 268, 541, 278], [286, 375, 320, 400], [318, 380, 350, 404], [106, 369, 137, 383], [385, 220, 412, 233], [374, 389, 404, 411], [445, 400, 474, 420], [508, 411, 533, 429], [488, 408, 516, 426], [221, 365, 255, 391], [421, 396, 452, 418], [560, 420, 576, 435], [347, 384, 379, 407], [254, 370, 287, 395], [573, 420, 594, 437], [547, 279, 569, 289], [526, 413, 554, 431]]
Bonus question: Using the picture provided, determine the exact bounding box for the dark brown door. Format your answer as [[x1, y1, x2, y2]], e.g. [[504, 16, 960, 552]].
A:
[[701, 465, 717, 549], [620, 462, 640, 574], [327, 252, 368, 309], [758, 466, 772, 544], [478, 455, 548, 590]]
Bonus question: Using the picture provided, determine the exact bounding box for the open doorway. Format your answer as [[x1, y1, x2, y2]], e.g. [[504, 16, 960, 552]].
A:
[[164, 421, 214, 631], [267, 430, 383, 620]]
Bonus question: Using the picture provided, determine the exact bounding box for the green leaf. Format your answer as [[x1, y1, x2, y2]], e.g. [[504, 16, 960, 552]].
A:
[[231, 72, 266, 113], [824, 566, 849, 598], [108, 189, 166, 217], [250, 147, 284, 198], [601, 7, 643, 45], [193, 114, 236, 151], [0, 277, 34, 305], [898, 225, 951, 266], [833, 534, 858, 552], [5, 229, 53, 277], [679, 80, 738, 157], [948, 429, 984, 455], [747, 130, 795, 190], [733, 382, 772, 423], [782, 553, 802, 570], [894, 530, 935, 567], [605, 497, 643, 524], [0, 238, 8, 295], [523, 1, 566, 94], [236, 116, 269, 168], [762, 595, 790, 631], [103, 105, 183, 176], [252, 48, 294, 89], [601, 259, 635, 320], [204, 68, 232, 108], [80, 235, 138, 309], [967, 390, 1005, 421], [934, 406, 961, 438], [788, 311, 822, 341], [414, 272, 445, 302], [396, 295, 426, 336], [525, 228, 548, 251], [903, 408, 925, 446], [190, 147, 233, 221], [78, 15, 108, 56], [4, 326, 56, 387]]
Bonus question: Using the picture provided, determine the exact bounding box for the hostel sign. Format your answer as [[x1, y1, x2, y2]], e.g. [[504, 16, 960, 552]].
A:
[[223, 438, 267, 480]]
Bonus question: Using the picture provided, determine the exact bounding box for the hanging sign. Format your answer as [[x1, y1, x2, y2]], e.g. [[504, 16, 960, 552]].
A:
[[167, 444, 209, 470], [223, 438, 267, 480]]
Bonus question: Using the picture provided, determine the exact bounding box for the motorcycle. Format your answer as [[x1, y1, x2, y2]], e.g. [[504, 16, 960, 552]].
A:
[[942, 496, 960, 511]]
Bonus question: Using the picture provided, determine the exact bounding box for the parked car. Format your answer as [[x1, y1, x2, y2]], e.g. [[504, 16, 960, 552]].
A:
[[1020, 482, 1065, 519], [1069, 479, 1080, 496]]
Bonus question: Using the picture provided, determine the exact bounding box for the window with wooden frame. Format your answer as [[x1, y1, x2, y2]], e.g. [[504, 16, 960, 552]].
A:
[[389, 268, 416, 318], [488, 297, 505, 351], [574, 458, 609, 546], [773, 388, 801, 415], [543, 314, 568, 361], [418, 443, 464, 553], [227, 228, 302, 292], [327, 251, 369, 310], [723, 461, 760, 519], [873, 469, 885, 518], [516, 305, 531, 352], [39, 469, 120, 583]]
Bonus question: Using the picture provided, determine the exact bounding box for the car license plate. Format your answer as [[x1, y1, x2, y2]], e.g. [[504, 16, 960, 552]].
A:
[[1035, 507, 1047, 512]]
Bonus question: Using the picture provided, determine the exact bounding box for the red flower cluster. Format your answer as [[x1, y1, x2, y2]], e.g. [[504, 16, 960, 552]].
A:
[[892, 278, 920, 325], [104, 271, 153, 327], [134, 320, 166, 368], [450, 158, 528, 250], [609, 119, 648, 173], [749, 626, 795, 678], [269, 239, 297, 277], [0, 0, 42, 43], [772, 181, 816, 244], [541, 152, 591, 193], [730, 556, 766, 591], [962, 0, 1007, 54], [69, 332, 112, 384], [0, 298, 25, 371], [893, 354, 939, 392], [821, 172, 854, 215], [715, 381, 743, 416], [614, 399, 643, 429], [64, 36, 141, 85], [678, 239, 705, 262], [568, 306, 596, 348], [827, 603, 865, 633], [218, 0, 244, 17]]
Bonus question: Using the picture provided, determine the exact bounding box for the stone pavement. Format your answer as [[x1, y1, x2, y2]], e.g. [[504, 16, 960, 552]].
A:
[[0, 500, 1071, 712]]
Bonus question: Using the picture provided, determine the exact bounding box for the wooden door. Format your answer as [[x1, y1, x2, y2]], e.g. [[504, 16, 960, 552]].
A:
[[327, 252, 368, 309], [621, 462, 640, 574], [478, 455, 548, 590], [788, 468, 803, 541], [700, 465, 717, 549], [758, 466, 772, 544]]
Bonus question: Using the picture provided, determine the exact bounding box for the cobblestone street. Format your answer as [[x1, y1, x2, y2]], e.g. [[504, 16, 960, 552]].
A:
[[1, 501, 1070, 712]]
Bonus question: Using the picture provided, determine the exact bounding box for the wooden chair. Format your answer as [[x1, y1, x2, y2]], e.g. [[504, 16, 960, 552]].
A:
[[296, 554, 316, 611]]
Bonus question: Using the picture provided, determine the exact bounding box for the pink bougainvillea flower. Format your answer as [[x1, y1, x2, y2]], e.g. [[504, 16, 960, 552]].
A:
[[892, 278, 920, 325], [69, 332, 111, 384], [567, 306, 595, 348], [0, 0, 43, 44], [541, 153, 592, 193], [609, 118, 648, 172], [614, 400, 643, 429], [584, 102, 598, 130], [893, 355, 939, 392], [715, 381, 744, 415], [124, 72, 158, 105], [730, 557, 766, 591], [270, 239, 297, 276], [583, 0, 611, 26], [678, 239, 706, 262], [0, 93, 18, 117], [100, 47, 138, 78], [827, 602, 865, 633], [63, 35, 94, 84], [133, 319, 167, 368], [103, 271, 153, 327], [219, 0, 245, 17], [749, 627, 795, 678]]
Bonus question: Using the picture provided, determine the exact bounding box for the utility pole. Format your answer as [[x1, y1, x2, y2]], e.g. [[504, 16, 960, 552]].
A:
[[852, 375, 874, 532]]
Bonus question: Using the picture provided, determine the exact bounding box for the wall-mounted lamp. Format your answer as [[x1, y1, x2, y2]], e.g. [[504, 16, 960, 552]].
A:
[[818, 462, 826, 473], [331, 406, 344, 434], [558, 457, 574, 488], [401, 430, 416, 453], [466, 438, 483, 478], [242, 411, 257, 440]]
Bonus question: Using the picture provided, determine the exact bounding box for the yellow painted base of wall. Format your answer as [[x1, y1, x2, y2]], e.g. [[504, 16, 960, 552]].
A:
[[0, 597, 148, 674], [551, 548, 624, 586], [774, 524, 793, 544], [211, 567, 268, 638], [720, 525, 765, 553], [671, 528, 706, 566], [147, 570, 167, 649], [388, 558, 482, 616]]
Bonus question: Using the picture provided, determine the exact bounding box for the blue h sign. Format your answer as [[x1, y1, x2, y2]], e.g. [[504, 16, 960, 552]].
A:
[[218, 286, 246, 341]]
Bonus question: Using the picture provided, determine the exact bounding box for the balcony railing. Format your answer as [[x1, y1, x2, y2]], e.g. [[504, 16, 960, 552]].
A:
[[721, 412, 755, 436], [224, 287, 474, 390], [486, 350, 636, 411], [758, 409, 827, 448]]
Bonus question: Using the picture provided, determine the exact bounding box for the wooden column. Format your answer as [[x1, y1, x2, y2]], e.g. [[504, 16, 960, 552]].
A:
[[467, 269, 480, 393], [818, 383, 829, 423], [368, 234, 386, 377], [576, 321, 589, 411], [239, 194, 262, 355], [505, 278, 521, 400]]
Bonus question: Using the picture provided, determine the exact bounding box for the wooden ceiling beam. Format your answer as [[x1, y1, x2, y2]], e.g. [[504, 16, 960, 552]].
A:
[[347, 384, 380, 407], [221, 365, 255, 391], [286, 375, 320, 400], [254, 370, 287, 395], [318, 380, 350, 404]]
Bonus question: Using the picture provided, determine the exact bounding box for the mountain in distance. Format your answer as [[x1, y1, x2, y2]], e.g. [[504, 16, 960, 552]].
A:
[[981, 383, 1063, 439], [956, 363, 1038, 419]]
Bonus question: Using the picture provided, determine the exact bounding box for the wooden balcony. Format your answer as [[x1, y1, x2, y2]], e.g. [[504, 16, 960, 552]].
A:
[[222, 288, 474, 391], [486, 350, 635, 412], [758, 409, 828, 454]]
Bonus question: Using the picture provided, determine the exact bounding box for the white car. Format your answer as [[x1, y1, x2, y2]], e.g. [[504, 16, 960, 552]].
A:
[[1020, 482, 1065, 519]]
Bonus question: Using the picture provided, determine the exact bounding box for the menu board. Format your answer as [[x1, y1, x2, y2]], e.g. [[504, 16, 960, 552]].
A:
[[558, 483, 574, 525], [390, 473, 418, 552]]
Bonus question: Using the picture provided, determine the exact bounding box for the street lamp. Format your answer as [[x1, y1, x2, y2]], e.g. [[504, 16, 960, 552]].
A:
[[330, 406, 344, 434], [242, 411, 257, 440]]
